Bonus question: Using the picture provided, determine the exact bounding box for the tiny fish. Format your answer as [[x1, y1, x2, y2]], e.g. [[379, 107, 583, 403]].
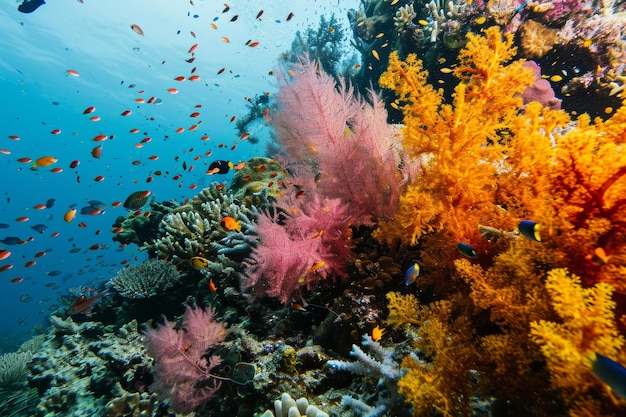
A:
[[518, 220, 541, 242], [404, 263, 420, 285], [457, 242, 478, 258], [130, 24, 144, 36]]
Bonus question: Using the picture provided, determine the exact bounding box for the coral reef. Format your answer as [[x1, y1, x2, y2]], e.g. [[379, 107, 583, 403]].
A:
[[229, 157, 287, 208], [27, 316, 152, 417], [241, 192, 353, 303], [0, 351, 32, 388], [108, 259, 181, 299], [273, 55, 404, 225], [374, 27, 541, 248], [519, 19, 558, 59], [259, 392, 329, 417], [521, 60, 562, 110]]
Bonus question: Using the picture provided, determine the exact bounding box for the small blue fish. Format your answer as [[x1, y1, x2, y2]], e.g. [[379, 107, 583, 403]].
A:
[[404, 263, 420, 285], [518, 220, 541, 242], [589, 352, 626, 399], [457, 242, 478, 258], [0, 236, 24, 245], [18, 0, 45, 13], [30, 224, 48, 234]]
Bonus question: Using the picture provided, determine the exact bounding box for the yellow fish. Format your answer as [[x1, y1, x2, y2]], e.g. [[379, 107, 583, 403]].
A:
[[190, 256, 209, 269]]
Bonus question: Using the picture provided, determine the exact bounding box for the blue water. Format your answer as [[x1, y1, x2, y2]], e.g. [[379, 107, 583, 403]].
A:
[[0, 0, 357, 349]]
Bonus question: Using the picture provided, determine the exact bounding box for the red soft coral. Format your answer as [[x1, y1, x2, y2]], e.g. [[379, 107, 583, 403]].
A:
[[242, 190, 353, 303], [272, 56, 404, 225], [142, 303, 226, 414]]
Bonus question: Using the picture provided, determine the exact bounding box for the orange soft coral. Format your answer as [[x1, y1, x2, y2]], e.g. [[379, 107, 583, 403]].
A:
[[375, 27, 538, 249]]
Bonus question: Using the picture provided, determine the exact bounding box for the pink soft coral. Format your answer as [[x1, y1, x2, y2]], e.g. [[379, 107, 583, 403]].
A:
[[242, 190, 353, 303], [272, 56, 404, 225], [142, 303, 226, 414]]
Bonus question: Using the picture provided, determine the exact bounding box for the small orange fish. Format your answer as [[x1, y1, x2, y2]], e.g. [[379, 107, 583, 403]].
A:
[[83, 106, 96, 114], [221, 216, 242, 232], [167, 88, 179, 94], [248, 41, 259, 48], [371, 325, 385, 342], [130, 24, 144, 36], [33, 156, 58, 168], [67, 291, 108, 315], [209, 279, 217, 292], [66, 69, 80, 77]]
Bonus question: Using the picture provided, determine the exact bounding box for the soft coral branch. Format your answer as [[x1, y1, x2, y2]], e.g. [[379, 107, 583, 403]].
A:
[[142, 303, 226, 414], [273, 55, 403, 225], [241, 189, 353, 303]]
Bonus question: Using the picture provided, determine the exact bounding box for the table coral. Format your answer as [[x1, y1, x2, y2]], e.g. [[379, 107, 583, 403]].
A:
[[108, 259, 181, 299]]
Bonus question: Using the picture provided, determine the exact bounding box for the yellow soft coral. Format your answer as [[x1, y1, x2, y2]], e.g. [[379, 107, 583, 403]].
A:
[[530, 268, 625, 408]]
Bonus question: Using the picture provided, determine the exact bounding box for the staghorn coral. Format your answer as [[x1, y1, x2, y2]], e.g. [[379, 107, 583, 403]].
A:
[[149, 186, 258, 282], [108, 259, 180, 299], [327, 334, 405, 416], [530, 268, 626, 413]]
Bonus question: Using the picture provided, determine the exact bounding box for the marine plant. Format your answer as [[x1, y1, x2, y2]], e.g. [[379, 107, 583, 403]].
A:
[[141, 302, 226, 414]]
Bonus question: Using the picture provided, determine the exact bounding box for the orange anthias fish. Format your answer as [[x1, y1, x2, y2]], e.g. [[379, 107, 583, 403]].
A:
[[67, 290, 108, 315], [221, 216, 241, 232]]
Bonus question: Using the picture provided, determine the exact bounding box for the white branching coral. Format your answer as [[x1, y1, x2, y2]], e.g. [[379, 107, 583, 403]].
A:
[[394, 4, 416, 30]]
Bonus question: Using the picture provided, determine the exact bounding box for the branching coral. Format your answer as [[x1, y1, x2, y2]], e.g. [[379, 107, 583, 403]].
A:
[[149, 187, 258, 281], [530, 268, 626, 412]]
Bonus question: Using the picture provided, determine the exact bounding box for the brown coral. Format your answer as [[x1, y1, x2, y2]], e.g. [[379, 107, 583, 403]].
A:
[[519, 20, 558, 59]]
